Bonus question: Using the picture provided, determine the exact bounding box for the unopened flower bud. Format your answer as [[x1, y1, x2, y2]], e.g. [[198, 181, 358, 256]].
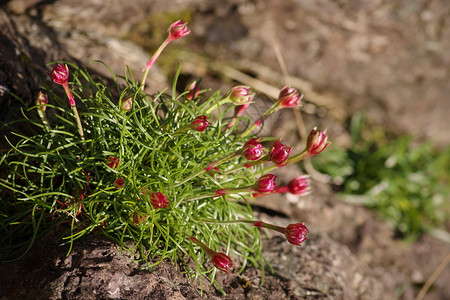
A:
[[133, 211, 148, 225], [168, 20, 191, 41], [242, 138, 264, 161], [284, 223, 309, 246], [191, 115, 210, 132], [141, 189, 169, 209], [254, 174, 277, 193], [269, 138, 292, 165], [287, 175, 311, 196], [186, 80, 201, 100], [36, 91, 48, 112], [277, 86, 302, 108], [211, 252, 234, 273], [226, 85, 254, 105], [253, 221, 309, 246], [189, 236, 233, 273], [306, 127, 330, 155], [107, 156, 120, 169], [121, 95, 133, 112], [113, 177, 124, 189], [51, 64, 69, 85]]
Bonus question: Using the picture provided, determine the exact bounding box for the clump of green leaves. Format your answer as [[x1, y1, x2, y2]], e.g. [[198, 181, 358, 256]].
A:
[[0, 21, 326, 291], [0, 63, 262, 282], [312, 113, 450, 240]]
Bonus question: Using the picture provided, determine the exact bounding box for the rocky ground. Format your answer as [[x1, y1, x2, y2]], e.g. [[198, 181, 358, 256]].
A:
[[1, 0, 449, 299]]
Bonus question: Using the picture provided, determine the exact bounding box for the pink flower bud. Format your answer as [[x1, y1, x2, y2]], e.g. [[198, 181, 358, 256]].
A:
[[287, 176, 311, 196], [191, 115, 210, 132], [254, 174, 277, 193], [113, 177, 124, 189], [186, 80, 201, 100], [189, 236, 233, 273], [133, 211, 148, 225], [242, 138, 264, 161], [277, 86, 302, 108], [211, 252, 234, 273], [226, 85, 254, 104], [168, 20, 191, 41], [269, 138, 292, 165], [36, 91, 48, 112], [50, 64, 69, 85], [141, 190, 169, 209], [306, 127, 330, 155], [121, 95, 133, 112], [107, 156, 120, 169], [284, 223, 309, 246], [253, 221, 309, 246]]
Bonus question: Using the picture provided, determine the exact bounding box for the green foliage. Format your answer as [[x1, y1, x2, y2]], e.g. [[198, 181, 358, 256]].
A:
[[0, 62, 266, 286], [313, 113, 450, 240]]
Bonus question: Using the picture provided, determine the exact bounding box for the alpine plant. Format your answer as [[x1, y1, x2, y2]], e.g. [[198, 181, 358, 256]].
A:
[[0, 20, 330, 288]]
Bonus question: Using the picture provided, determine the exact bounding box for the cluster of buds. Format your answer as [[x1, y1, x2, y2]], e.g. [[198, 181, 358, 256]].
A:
[[41, 20, 330, 277]]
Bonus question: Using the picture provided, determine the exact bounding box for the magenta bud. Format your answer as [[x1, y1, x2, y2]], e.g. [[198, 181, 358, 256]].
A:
[[113, 177, 124, 189], [306, 127, 330, 155], [107, 156, 120, 169], [36, 91, 48, 112], [186, 80, 201, 100], [211, 252, 234, 273], [189, 236, 233, 273], [287, 176, 311, 196], [50, 64, 69, 85], [226, 85, 254, 104], [121, 95, 133, 112], [284, 223, 309, 246], [141, 190, 169, 209], [254, 174, 277, 193], [191, 115, 210, 132], [269, 138, 292, 165], [133, 211, 148, 225], [242, 138, 264, 161], [168, 20, 191, 41], [277, 86, 302, 108]]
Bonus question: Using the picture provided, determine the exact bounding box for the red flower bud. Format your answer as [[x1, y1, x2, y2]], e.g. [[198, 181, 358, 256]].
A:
[[254, 174, 277, 193], [50, 64, 69, 85], [284, 223, 309, 246], [107, 156, 120, 169], [287, 176, 311, 196], [121, 95, 133, 112], [269, 138, 292, 165], [186, 80, 201, 100], [141, 190, 169, 209], [277, 86, 302, 108], [306, 127, 330, 155], [211, 252, 234, 273], [113, 177, 124, 189], [191, 115, 210, 132], [242, 138, 264, 161], [189, 236, 233, 273], [227, 85, 254, 104], [253, 221, 309, 246], [168, 20, 191, 41], [36, 91, 48, 112], [133, 211, 148, 225]]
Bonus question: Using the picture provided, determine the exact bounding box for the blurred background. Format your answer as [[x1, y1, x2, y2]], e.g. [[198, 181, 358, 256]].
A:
[[1, 0, 449, 299]]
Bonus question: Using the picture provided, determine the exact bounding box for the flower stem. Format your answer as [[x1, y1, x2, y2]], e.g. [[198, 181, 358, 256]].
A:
[[205, 96, 231, 114], [141, 38, 171, 91]]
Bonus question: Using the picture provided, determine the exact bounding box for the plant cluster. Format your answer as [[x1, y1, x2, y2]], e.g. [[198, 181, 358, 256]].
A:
[[0, 21, 329, 288]]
